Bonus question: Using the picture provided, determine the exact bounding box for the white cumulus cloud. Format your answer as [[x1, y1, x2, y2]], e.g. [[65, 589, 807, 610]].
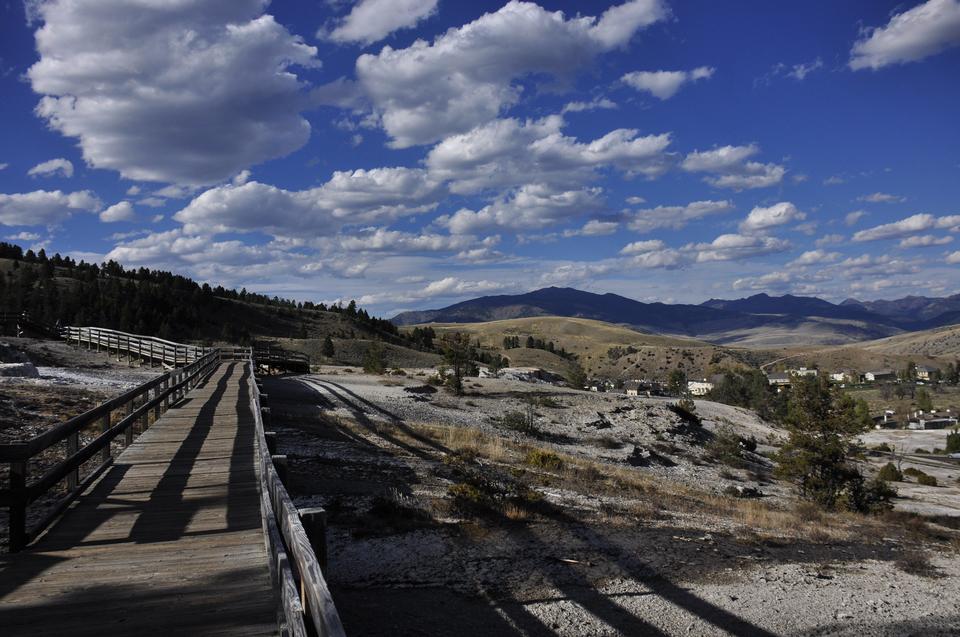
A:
[[853, 213, 960, 241], [173, 168, 442, 236], [337, 0, 668, 147], [739, 202, 806, 234], [27, 157, 74, 178], [681, 144, 785, 190], [426, 115, 673, 194], [324, 0, 438, 45], [28, 0, 320, 185], [788, 249, 841, 267], [0, 189, 100, 226], [687, 233, 791, 262], [439, 184, 603, 234], [627, 200, 734, 233], [898, 234, 953, 248], [621, 66, 714, 99], [850, 0, 960, 70], [99, 201, 136, 223]]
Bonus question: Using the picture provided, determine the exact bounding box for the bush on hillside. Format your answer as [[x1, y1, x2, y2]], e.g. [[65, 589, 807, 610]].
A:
[[877, 462, 902, 482]]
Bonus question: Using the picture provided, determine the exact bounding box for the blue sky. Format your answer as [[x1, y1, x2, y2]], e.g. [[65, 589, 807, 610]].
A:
[[1, 0, 959, 316]]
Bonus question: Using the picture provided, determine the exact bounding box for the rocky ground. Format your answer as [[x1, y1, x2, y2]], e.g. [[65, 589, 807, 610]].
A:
[[263, 367, 960, 637]]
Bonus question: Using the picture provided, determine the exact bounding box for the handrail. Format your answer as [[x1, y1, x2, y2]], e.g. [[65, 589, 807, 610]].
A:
[[63, 326, 211, 368], [248, 361, 344, 636], [0, 348, 220, 551]]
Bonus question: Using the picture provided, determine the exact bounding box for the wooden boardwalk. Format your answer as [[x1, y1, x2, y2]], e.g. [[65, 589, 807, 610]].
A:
[[0, 362, 278, 636]]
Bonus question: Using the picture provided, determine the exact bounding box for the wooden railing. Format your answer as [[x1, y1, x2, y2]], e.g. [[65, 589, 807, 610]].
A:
[[63, 326, 210, 367], [253, 345, 311, 373], [0, 350, 220, 551], [1, 325, 339, 634], [0, 311, 59, 338], [250, 364, 344, 637]]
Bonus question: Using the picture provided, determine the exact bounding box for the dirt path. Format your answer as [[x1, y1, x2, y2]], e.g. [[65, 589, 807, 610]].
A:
[[262, 373, 960, 636]]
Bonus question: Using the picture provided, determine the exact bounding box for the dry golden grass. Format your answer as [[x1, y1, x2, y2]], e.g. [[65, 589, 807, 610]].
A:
[[340, 418, 959, 551]]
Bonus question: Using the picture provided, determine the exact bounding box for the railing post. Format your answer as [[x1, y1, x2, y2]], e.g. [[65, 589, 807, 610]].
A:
[[124, 399, 135, 445], [100, 413, 111, 463], [67, 432, 79, 491], [299, 507, 328, 574], [272, 454, 288, 483], [264, 431, 277, 455], [152, 386, 162, 424], [9, 461, 27, 552]]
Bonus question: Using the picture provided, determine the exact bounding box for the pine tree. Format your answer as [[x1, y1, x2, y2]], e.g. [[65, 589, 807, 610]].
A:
[[322, 335, 335, 358]]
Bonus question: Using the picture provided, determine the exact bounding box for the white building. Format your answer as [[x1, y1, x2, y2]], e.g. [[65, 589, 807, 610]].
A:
[[687, 379, 714, 396]]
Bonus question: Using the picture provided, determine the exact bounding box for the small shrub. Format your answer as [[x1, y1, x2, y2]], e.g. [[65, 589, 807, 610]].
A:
[[362, 342, 387, 374], [500, 408, 539, 436], [669, 400, 701, 426], [448, 483, 489, 516], [904, 467, 925, 478], [877, 462, 903, 482], [590, 436, 624, 449], [532, 395, 562, 409], [706, 425, 751, 468], [914, 448, 930, 454], [917, 473, 938, 487], [874, 442, 892, 452], [524, 449, 564, 471], [946, 430, 960, 454]]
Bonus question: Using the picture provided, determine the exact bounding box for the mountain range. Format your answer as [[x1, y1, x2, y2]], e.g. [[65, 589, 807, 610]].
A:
[[391, 287, 960, 348]]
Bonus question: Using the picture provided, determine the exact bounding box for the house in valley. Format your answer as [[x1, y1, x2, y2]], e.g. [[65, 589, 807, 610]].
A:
[[865, 369, 896, 382]]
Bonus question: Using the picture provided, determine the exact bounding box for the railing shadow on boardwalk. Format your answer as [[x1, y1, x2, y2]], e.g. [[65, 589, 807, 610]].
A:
[[128, 363, 257, 543], [0, 565, 274, 636]]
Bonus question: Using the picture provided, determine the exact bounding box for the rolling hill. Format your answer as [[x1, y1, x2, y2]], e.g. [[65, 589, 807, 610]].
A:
[[858, 324, 960, 357], [414, 316, 764, 379], [391, 287, 960, 347]]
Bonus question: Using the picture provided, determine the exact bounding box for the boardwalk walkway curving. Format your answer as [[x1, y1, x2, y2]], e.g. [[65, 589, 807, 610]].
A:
[[0, 362, 277, 636]]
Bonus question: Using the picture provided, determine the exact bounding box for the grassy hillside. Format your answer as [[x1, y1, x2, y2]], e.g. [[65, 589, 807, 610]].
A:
[[413, 316, 762, 380], [691, 316, 904, 349], [858, 324, 960, 357], [265, 337, 442, 369]]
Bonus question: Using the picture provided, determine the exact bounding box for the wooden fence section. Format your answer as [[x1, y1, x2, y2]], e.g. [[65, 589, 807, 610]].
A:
[[0, 350, 220, 551], [63, 326, 210, 367], [253, 345, 311, 374], [0, 332, 340, 636]]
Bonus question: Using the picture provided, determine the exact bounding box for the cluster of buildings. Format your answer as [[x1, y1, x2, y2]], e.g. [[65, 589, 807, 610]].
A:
[[620, 377, 718, 397], [873, 408, 958, 430], [765, 364, 943, 390]]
